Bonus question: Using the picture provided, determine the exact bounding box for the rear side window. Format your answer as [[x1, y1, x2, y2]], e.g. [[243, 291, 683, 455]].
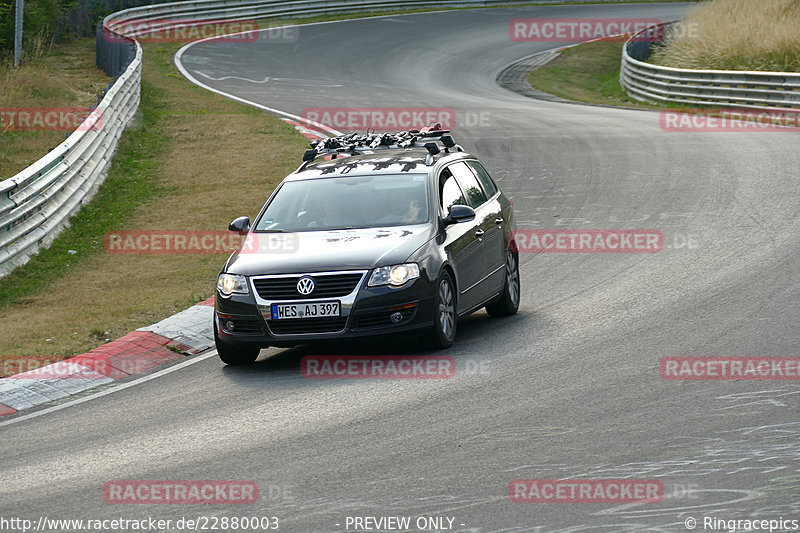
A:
[[449, 162, 488, 209], [439, 168, 466, 214], [466, 161, 498, 197]]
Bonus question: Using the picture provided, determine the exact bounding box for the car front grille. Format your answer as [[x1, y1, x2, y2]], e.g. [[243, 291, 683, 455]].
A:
[[252, 273, 363, 301], [267, 317, 348, 335]]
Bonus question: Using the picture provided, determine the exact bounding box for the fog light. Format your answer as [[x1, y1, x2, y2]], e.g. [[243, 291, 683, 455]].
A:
[[226, 320, 235, 332], [390, 312, 403, 323]]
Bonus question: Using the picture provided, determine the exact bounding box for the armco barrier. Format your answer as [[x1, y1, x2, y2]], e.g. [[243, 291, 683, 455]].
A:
[[1, 0, 543, 278], [620, 23, 800, 109], [0, 45, 141, 278], [7, 3, 800, 278]]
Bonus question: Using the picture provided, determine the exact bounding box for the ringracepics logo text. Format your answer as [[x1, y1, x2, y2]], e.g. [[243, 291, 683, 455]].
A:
[[301, 108, 456, 131]]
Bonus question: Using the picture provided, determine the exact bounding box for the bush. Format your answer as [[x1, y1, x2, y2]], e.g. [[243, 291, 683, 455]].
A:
[[0, 0, 80, 59]]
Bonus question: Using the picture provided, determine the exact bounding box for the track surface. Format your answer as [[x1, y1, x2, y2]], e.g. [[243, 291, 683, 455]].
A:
[[3, 4, 800, 532]]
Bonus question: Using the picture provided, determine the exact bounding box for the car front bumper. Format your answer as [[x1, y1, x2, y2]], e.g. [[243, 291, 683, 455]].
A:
[[214, 271, 435, 348]]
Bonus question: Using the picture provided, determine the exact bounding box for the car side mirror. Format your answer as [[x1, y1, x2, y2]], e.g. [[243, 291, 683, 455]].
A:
[[443, 205, 476, 227], [228, 216, 250, 235]]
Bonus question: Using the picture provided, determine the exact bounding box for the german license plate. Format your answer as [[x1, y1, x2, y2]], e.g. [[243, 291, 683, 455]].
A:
[[271, 301, 340, 320]]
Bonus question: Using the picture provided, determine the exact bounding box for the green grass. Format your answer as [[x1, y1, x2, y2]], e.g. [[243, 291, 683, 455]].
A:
[[527, 39, 656, 108], [0, 2, 705, 358], [0, 79, 168, 310], [0, 38, 112, 178], [0, 37, 305, 356], [526, 38, 702, 110]]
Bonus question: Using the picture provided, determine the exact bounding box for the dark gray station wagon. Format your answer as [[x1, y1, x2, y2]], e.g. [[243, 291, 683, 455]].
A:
[[214, 128, 519, 364]]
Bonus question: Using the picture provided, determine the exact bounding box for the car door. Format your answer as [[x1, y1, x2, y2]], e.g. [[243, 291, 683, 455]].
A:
[[449, 161, 504, 303], [464, 160, 506, 295], [438, 166, 485, 314]]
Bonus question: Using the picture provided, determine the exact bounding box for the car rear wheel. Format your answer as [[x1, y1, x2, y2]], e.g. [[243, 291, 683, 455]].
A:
[[486, 250, 520, 317], [426, 270, 457, 349], [214, 322, 260, 365]]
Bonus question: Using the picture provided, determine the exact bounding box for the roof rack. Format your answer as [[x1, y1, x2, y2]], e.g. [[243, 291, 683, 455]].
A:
[[300, 124, 463, 168]]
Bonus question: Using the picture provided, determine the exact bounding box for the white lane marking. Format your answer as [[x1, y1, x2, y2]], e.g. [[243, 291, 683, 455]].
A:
[[194, 71, 342, 87], [0, 351, 217, 428], [173, 9, 473, 137], [195, 72, 274, 83]]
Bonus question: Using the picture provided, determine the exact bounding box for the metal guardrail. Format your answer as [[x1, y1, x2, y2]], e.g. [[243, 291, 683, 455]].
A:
[[0, 0, 656, 278], [96, 19, 137, 77], [621, 23, 800, 109], [0, 43, 141, 277]]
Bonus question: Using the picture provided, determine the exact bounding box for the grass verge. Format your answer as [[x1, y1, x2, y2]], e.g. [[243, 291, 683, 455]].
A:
[[527, 38, 664, 109], [0, 38, 112, 178], [0, 2, 707, 359], [0, 40, 307, 357]]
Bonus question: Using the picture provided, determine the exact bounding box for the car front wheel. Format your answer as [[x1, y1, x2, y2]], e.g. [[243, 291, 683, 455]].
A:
[[426, 270, 457, 349]]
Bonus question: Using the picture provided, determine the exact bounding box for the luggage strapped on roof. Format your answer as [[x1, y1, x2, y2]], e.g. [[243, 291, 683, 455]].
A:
[[301, 123, 464, 166]]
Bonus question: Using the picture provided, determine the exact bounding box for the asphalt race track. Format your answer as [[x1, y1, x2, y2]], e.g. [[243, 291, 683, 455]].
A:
[[3, 3, 800, 532]]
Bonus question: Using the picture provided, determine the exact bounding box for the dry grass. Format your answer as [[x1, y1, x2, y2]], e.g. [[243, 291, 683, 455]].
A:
[[650, 0, 800, 71], [0, 42, 307, 357], [0, 38, 112, 178]]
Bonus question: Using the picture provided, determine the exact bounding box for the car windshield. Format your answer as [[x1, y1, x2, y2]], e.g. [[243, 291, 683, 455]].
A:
[[254, 173, 430, 232]]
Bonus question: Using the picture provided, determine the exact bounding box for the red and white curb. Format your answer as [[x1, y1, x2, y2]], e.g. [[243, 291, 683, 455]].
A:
[[0, 298, 215, 417], [0, 122, 330, 419], [281, 118, 329, 140]]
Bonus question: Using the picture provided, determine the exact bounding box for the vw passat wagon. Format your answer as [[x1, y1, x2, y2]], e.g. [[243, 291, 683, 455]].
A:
[[214, 128, 519, 365]]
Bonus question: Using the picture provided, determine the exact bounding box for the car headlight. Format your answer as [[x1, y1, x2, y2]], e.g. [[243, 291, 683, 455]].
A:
[[217, 274, 249, 296], [368, 263, 420, 287]]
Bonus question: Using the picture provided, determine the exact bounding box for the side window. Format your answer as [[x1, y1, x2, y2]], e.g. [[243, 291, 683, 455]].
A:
[[449, 162, 488, 209], [439, 168, 466, 215], [466, 161, 498, 197]]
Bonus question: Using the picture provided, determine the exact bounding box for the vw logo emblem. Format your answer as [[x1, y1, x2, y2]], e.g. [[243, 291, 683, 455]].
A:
[[296, 277, 315, 295]]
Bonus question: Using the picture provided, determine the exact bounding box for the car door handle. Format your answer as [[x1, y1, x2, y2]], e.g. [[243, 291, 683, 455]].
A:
[[495, 217, 504, 225], [475, 229, 485, 239]]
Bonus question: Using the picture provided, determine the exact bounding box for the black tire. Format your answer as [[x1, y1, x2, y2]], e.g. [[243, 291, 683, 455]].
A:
[[426, 270, 457, 349], [214, 322, 260, 365], [486, 250, 520, 317]]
